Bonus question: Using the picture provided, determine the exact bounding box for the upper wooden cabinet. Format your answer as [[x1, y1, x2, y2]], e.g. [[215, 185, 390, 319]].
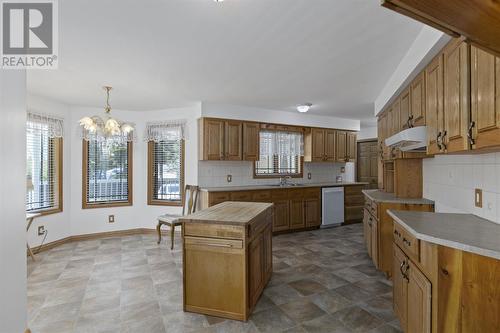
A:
[[346, 132, 357, 162], [471, 46, 500, 150], [199, 118, 259, 161], [335, 131, 347, 162], [242, 122, 260, 161], [304, 128, 337, 162], [425, 53, 444, 155], [399, 87, 411, 130], [442, 40, 470, 154], [381, 0, 500, 57], [411, 72, 426, 127]]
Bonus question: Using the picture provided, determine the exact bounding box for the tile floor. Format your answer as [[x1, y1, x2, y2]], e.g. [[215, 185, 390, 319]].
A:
[[27, 224, 402, 333]]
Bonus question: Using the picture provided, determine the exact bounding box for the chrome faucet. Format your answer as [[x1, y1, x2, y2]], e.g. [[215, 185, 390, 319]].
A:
[[279, 176, 292, 186]]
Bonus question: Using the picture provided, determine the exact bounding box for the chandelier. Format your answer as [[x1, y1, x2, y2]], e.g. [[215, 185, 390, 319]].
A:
[[79, 86, 135, 141]]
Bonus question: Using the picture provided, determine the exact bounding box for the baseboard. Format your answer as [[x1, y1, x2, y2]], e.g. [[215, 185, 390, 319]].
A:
[[29, 227, 174, 255]]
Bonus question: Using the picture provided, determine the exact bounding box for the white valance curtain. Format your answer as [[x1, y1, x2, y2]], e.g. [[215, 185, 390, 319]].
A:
[[27, 112, 64, 138], [144, 120, 188, 142], [259, 130, 304, 157]]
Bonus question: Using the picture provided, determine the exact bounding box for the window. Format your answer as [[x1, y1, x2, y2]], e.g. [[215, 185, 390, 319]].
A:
[[83, 136, 132, 208], [254, 130, 304, 178], [26, 113, 63, 214], [146, 122, 185, 206]]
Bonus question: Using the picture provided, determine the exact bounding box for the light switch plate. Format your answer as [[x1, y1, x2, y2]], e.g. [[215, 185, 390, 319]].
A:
[[307, 173, 312, 180], [340, 166, 345, 173], [227, 175, 232, 183], [108, 215, 115, 223], [475, 189, 483, 208], [38, 225, 45, 236]]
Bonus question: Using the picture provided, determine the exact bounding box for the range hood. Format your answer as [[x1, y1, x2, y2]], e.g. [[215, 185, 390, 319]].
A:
[[385, 126, 427, 152]]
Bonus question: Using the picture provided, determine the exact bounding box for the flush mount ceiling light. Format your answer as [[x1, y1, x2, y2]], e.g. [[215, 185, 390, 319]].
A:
[[297, 103, 312, 113], [79, 86, 135, 141]]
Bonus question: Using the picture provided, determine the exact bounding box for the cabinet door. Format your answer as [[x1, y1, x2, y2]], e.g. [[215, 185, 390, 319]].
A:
[[377, 117, 384, 189], [371, 218, 378, 269], [393, 245, 408, 332], [411, 72, 426, 126], [336, 131, 347, 162], [346, 132, 357, 162], [248, 233, 264, 308], [325, 129, 336, 161], [443, 40, 470, 153], [426, 54, 445, 155], [272, 200, 290, 232], [304, 199, 320, 227], [262, 225, 273, 281], [387, 105, 394, 137], [471, 46, 500, 150], [400, 87, 411, 130], [289, 199, 305, 230], [311, 128, 326, 162], [203, 119, 225, 160], [242, 122, 260, 161], [407, 261, 432, 333], [392, 98, 401, 134], [225, 121, 243, 160], [363, 209, 372, 257]]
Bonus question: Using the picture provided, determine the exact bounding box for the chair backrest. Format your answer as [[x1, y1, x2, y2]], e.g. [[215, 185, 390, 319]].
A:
[[182, 185, 200, 216]]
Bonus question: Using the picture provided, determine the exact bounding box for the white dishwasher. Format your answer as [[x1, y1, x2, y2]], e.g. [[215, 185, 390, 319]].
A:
[[321, 187, 344, 227]]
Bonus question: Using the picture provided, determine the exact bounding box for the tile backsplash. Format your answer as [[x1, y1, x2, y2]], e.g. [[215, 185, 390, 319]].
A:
[[198, 161, 355, 187], [423, 152, 500, 224]]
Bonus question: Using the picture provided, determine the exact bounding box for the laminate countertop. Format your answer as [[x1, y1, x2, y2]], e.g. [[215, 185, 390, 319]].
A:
[[362, 189, 434, 205], [200, 182, 369, 192], [179, 201, 274, 226], [387, 210, 500, 260]]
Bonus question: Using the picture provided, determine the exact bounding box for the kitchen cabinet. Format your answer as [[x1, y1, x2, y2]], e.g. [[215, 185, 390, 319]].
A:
[[381, 0, 500, 57], [410, 72, 426, 127], [336, 131, 347, 162], [305, 128, 337, 162], [304, 198, 320, 227], [391, 98, 401, 135], [289, 198, 305, 230], [181, 202, 273, 321], [471, 46, 500, 150], [443, 40, 470, 153], [363, 209, 372, 256], [199, 118, 243, 161], [425, 53, 444, 155], [272, 200, 290, 232], [399, 87, 411, 130], [345, 185, 365, 223], [346, 132, 357, 162], [242, 122, 260, 161], [393, 244, 408, 331], [407, 261, 432, 333]]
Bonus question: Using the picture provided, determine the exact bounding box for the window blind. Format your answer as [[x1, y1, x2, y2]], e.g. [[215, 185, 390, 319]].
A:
[[255, 130, 303, 176], [86, 138, 130, 204], [26, 116, 62, 212], [146, 122, 184, 203]]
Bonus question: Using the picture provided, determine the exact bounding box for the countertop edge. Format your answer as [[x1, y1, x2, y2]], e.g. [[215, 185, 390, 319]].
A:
[[200, 182, 369, 192], [362, 189, 434, 205], [387, 210, 500, 260]]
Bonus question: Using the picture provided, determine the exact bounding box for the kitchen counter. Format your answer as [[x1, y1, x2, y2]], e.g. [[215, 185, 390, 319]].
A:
[[180, 201, 273, 226], [200, 181, 368, 192], [362, 189, 434, 205], [387, 210, 500, 260]]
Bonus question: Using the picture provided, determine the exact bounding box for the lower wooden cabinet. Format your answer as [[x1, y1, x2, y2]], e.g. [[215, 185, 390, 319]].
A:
[[273, 200, 290, 232], [363, 207, 379, 268], [393, 245, 408, 331], [289, 199, 305, 230], [304, 199, 320, 227]]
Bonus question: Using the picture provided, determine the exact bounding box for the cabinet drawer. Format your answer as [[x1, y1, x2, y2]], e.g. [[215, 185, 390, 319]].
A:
[[393, 222, 420, 261], [184, 236, 244, 250], [209, 192, 231, 206], [303, 187, 320, 199], [345, 194, 365, 206], [252, 191, 271, 201], [184, 223, 244, 240], [271, 189, 288, 200], [231, 192, 253, 201], [344, 185, 363, 195]]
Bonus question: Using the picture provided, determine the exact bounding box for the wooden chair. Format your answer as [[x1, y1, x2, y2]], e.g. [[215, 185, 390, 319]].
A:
[[156, 185, 199, 249]]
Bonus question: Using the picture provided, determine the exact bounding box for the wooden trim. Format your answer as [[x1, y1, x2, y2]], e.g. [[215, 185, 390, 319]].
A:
[[82, 140, 133, 209], [147, 140, 185, 206], [356, 138, 377, 143], [28, 228, 172, 255], [252, 156, 304, 179]]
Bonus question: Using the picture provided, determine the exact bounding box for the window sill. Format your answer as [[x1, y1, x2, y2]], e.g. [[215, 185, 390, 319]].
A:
[[82, 201, 132, 209], [148, 200, 183, 207], [253, 173, 303, 179], [26, 207, 63, 217]]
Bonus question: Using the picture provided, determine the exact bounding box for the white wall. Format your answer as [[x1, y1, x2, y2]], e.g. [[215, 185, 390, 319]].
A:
[[374, 26, 450, 115], [357, 125, 377, 141], [423, 153, 500, 224], [0, 71, 28, 333], [202, 102, 360, 131]]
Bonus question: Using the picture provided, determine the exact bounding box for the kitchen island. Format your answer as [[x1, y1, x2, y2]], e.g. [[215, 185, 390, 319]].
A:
[[180, 201, 274, 321]]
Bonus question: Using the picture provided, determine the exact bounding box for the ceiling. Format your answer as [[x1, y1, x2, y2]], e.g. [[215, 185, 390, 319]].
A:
[[27, 0, 423, 124]]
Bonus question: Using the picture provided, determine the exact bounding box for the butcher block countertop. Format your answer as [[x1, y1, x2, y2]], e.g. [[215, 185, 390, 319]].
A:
[[179, 201, 274, 226], [200, 181, 368, 192], [388, 210, 500, 260]]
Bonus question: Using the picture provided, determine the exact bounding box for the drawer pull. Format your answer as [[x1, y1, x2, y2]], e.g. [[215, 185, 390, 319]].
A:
[[441, 268, 449, 276], [205, 243, 233, 248], [403, 238, 411, 247]]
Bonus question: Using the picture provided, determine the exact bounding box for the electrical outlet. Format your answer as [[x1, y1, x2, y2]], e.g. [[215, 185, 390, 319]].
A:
[[475, 189, 483, 208], [307, 173, 312, 180], [37, 226, 45, 236], [340, 166, 346, 173], [227, 175, 232, 183], [108, 215, 115, 223]]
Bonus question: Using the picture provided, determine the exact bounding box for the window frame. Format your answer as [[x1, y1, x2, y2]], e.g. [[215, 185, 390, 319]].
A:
[[253, 129, 304, 179], [26, 136, 63, 216], [82, 140, 133, 209], [147, 140, 185, 206]]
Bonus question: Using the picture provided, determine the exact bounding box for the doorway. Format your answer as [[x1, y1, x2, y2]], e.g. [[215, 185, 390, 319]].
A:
[[357, 139, 378, 189]]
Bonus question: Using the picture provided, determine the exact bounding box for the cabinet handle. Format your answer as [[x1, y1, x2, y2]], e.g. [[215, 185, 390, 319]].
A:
[[467, 121, 475, 145], [441, 130, 447, 150], [436, 131, 442, 150], [407, 115, 414, 128], [203, 242, 233, 248]]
